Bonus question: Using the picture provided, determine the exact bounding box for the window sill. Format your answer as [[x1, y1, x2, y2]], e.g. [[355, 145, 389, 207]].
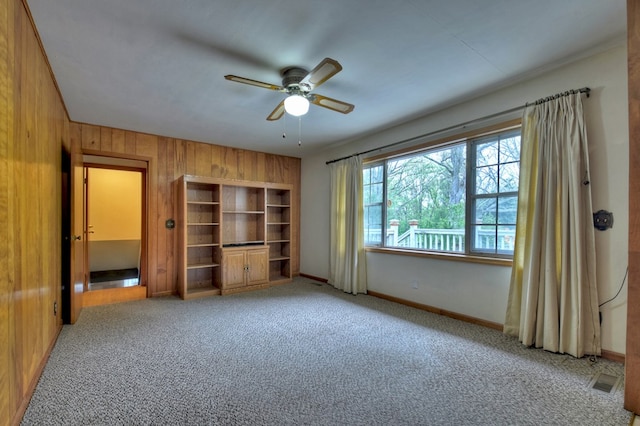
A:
[[365, 247, 513, 267]]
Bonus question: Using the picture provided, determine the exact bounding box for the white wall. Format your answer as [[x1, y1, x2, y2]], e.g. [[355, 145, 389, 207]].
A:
[[300, 44, 629, 355], [88, 168, 142, 272], [88, 168, 142, 241]]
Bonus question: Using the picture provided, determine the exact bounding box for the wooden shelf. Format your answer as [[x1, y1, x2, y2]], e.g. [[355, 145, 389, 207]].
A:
[[178, 176, 222, 299], [187, 262, 220, 269], [269, 274, 291, 283], [223, 211, 264, 214], [183, 286, 221, 300], [265, 187, 292, 284], [223, 240, 265, 246], [178, 176, 294, 299]]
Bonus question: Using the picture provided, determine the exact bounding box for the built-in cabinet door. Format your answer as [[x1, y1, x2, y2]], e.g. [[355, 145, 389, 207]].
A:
[[247, 248, 268, 285], [222, 250, 246, 289]]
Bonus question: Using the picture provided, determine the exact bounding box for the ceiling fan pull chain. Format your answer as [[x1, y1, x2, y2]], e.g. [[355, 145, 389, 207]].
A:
[[298, 116, 302, 146], [282, 109, 287, 139]]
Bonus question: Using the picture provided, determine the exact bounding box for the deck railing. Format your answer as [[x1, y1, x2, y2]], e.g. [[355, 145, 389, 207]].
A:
[[365, 221, 515, 253]]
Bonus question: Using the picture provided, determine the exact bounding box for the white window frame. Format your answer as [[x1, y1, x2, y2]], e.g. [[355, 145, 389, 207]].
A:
[[363, 122, 521, 262]]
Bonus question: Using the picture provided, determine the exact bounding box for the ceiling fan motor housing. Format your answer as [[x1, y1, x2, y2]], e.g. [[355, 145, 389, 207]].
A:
[[281, 67, 310, 93]]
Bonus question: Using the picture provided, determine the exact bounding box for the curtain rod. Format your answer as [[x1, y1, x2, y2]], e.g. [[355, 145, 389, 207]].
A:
[[326, 87, 590, 165]]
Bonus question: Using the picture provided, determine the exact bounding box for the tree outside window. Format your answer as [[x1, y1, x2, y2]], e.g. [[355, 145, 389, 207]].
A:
[[363, 128, 521, 257]]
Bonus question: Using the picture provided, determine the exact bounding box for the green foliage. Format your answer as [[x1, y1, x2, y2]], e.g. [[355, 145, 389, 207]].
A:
[[386, 144, 466, 232]]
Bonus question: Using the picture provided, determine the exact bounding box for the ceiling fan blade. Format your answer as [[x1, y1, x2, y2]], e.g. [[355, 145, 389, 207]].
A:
[[299, 58, 342, 90], [310, 94, 354, 114], [266, 100, 285, 121], [224, 75, 283, 91]]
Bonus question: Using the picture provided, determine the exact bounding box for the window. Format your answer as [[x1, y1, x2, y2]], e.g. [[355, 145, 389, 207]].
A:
[[363, 164, 384, 246], [363, 127, 521, 258]]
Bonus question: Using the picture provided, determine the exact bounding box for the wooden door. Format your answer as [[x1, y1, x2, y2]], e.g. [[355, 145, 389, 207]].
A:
[[222, 250, 246, 289], [247, 248, 268, 285], [69, 157, 85, 323]]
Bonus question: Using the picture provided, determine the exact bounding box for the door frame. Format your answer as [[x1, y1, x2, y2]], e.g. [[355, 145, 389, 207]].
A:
[[83, 161, 148, 291], [80, 152, 150, 295], [61, 146, 72, 323]]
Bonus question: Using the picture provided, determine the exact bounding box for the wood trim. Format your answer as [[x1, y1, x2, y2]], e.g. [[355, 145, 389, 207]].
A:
[[601, 349, 625, 365], [366, 247, 512, 267], [151, 290, 174, 297], [367, 290, 503, 331], [299, 273, 329, 283], [82, 148, 153, 164], [181, 174, 293, 188], [82, 286, 147, 307], [365, 119, 522, 163], [627, 0, 640, 413]]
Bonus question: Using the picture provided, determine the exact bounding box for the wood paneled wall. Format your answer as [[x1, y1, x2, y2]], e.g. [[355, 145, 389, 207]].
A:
[[627, 0, 640, 414], [2, 1, 300, 423], [72, 122, 301, 297], [2, 1, 69, 425]]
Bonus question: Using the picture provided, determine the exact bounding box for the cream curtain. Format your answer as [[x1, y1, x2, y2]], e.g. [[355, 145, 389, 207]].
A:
[[504, 93, 600, 358], [329, 156, 367, 294]]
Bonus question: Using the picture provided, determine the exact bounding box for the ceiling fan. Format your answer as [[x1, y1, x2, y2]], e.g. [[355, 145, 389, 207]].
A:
[[224, 58, 355, 121]]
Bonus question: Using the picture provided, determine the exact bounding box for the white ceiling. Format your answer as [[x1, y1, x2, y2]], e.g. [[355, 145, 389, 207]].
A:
[[27, 0, 626, 158]]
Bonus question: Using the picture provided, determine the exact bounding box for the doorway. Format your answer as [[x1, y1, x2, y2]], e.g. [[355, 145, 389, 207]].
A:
[[80, 155, 148, 307], [86, 166, 143, 290]]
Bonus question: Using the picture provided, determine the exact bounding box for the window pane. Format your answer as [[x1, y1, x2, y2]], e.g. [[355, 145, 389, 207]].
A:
[[499, 162, 519, 193], [476, 140, 498, 167], [366, 204, 382, 226], [371, 164, 384, 182], [497, 225, 516, 254], [475, 165, 498, 195], [364, 182, 383, 205], [385, 143, 466, 252], [498, 196, 517, 224], [499, 136, 521, 163], [364, 204, 382, 245], [363, 163, 384, 246], [472, 224, 497, 252], [371, 182, 383, 203], [474, 197, 497, 225]]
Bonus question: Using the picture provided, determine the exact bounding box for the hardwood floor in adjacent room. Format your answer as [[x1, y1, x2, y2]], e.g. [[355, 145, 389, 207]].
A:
[[83, 284, 146, 307]]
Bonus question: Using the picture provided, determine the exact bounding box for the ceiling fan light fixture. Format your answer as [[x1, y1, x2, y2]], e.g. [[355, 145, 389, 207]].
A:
[[284, 94, 309, 116]]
